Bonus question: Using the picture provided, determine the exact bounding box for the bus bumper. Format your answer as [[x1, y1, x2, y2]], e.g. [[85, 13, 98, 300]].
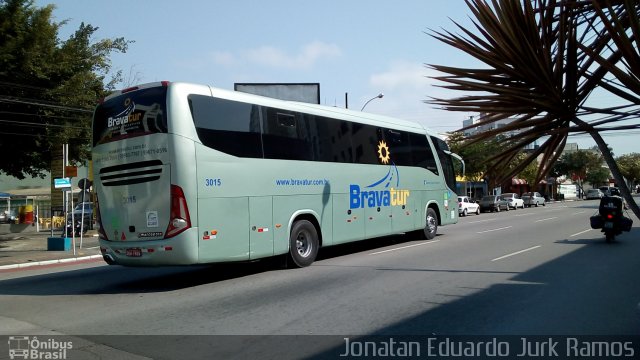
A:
[[99, 228, 199, 266]]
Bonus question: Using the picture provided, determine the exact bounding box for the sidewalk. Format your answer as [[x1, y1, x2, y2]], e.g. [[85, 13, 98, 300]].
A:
[[0, 229, 102, 270]]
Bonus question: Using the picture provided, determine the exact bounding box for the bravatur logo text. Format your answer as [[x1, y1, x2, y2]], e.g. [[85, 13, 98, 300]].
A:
[[349, 141, 410, 209]]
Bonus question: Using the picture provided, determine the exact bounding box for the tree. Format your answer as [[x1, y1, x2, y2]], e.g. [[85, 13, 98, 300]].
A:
[[517, 156, 540, 194], [446, 131, 505, 197], [0, 0, 131, 179], [552, 150, 603, 195], [585, 166, 610, 188], [427, 0, 640, 220], [616, 153, 640, 189]]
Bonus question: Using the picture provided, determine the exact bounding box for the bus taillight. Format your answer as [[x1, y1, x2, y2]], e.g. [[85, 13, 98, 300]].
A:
[[165, 185, 191, 238]]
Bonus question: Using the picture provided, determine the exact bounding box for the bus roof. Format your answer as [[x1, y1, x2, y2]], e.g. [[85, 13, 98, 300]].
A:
[[104, 81, 441, 138], [205, 84, 436, 136]]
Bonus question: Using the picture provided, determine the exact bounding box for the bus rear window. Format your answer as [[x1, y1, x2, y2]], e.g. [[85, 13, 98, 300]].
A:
[[93, 86, 168, 146]]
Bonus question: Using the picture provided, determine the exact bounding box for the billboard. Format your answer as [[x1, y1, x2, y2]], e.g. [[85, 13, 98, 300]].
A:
[[234, 83, 320, 104]]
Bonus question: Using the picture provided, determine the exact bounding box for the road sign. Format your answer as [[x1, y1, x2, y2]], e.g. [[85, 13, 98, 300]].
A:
[[78, 178, 92, 190], [65, 165, 78, 177], [54, 177, 72, 189]]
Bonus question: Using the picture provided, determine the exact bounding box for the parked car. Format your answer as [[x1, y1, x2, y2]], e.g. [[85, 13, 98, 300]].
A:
[[585, 188, 604, 200], [501, 193, 524, 209], [67, 202, 93, 230], [522, 192, 546, 207], [479, 195, 509, 212], [458, 195, 480, 216], [0, 209, 17, 224]]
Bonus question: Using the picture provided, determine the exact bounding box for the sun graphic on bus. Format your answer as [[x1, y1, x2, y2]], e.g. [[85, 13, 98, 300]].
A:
[[377, 140, 391, 164]]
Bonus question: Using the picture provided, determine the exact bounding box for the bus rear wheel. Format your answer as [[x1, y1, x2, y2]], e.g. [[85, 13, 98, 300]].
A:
[[424, 208, 438, 240], [288, 220, 319, 268]]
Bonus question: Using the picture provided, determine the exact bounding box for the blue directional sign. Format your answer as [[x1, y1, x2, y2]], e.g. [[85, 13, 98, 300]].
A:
[[54, 177, 72, 189]]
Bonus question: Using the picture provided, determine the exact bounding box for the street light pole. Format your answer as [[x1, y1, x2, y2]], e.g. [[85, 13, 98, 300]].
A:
[[360, 93, 384, 111]]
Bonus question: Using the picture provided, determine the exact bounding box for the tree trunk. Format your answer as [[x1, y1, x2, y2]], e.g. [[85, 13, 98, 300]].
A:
[[576, 118, 640, 220]]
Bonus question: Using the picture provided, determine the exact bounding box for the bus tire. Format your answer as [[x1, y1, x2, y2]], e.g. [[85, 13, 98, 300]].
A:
[[424, 208, 438, 240], [288, 220, 319, 268]]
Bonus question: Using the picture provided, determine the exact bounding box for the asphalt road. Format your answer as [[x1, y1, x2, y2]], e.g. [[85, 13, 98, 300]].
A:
[[0, 200, 638, 358]]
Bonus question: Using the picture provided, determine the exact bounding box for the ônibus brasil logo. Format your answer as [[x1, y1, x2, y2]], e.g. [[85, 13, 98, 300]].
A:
[[349, 141, 410, 209]]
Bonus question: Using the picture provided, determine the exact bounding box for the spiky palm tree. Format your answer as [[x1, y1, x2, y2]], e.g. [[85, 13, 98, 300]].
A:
[[427, 0, 640, 219]]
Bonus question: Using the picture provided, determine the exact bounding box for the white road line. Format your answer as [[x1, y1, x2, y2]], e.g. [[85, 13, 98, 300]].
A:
[[370, 240, 440, 255], [513, 213, 530, 217], [573, 210, 588, 215], [468, 218, 498, 224], [570, 229, 592, 237], [492, 246, 541, 262], [535, 217, 558, 222], [476, 226, 512, 234]]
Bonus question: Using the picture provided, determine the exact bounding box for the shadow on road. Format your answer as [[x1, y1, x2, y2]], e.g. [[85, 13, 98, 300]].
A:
[[0, 233, 419, 296]]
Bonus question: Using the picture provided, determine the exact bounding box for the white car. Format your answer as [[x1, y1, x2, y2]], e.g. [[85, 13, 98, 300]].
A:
[[501, 193, 524, 209], [458, 196, 480, 216]]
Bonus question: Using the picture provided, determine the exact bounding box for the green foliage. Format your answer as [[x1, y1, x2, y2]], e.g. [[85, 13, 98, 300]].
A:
[[0, 0, 131, 179], [446, 131, 504, 183], [553, 150, 603, 180], [585, 166, 610, 187], [616, 153, 640, 183], [518, 157, 539, 190]]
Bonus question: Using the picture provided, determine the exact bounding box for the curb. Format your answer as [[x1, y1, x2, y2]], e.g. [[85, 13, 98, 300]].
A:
[[0, 254, 104, 271]]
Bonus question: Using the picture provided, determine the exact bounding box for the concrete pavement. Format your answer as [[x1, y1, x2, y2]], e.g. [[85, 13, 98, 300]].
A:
[[0, 229, 103, 271]]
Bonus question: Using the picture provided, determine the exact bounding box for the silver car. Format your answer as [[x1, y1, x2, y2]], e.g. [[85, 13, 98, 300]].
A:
[[522, 192, 546, 207], [585, 189, 604, 200]]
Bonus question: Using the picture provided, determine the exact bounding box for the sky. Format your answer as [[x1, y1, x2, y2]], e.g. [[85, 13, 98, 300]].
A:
[[37, 0, 638, 156]]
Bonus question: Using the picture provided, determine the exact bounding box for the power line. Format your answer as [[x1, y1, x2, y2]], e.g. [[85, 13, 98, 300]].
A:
[[0, 97, 93, 113], [0, 119, 85, 130], [0, 130, 89, 139], [0, 110, 90, 121]]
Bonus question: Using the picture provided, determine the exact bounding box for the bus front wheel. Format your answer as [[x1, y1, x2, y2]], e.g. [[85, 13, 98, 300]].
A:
[[288, 220, 319, 268], [424, 208, 438, 240]]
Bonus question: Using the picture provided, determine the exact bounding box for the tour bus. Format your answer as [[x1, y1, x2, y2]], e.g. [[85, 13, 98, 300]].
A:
[[92, 81, 459, 267]]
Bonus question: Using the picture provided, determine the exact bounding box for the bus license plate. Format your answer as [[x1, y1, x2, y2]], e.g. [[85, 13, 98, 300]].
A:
[[604, 222, 614, 229], [126, 248, 142, 257]]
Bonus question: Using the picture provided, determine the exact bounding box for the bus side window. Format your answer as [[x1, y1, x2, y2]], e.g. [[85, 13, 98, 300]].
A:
[[189, 95, 263, 158], [383, 129, 412, 166], [410, 133, 438, 175], [352, 124, 382, 165], [262, 108, 314, 161], [309, 115, 352, 163]]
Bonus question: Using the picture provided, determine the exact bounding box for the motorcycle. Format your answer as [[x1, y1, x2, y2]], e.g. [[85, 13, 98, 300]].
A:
[[590, 195, 633, 242], [61, 217, 88, 237]]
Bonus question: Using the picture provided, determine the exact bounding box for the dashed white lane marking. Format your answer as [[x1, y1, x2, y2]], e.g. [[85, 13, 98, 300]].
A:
[[492, 246, 541, 262], [370, 240, 440, 255], [570, 229, 592, 237], [477, 226, 512, 234]]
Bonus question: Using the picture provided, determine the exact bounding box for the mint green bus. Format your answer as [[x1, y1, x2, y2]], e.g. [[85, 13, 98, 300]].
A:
[[92, 81, 459, 267]]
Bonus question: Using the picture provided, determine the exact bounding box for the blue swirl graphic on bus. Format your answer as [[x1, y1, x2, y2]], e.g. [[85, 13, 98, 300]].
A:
[[349, 163, 410, 209]]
